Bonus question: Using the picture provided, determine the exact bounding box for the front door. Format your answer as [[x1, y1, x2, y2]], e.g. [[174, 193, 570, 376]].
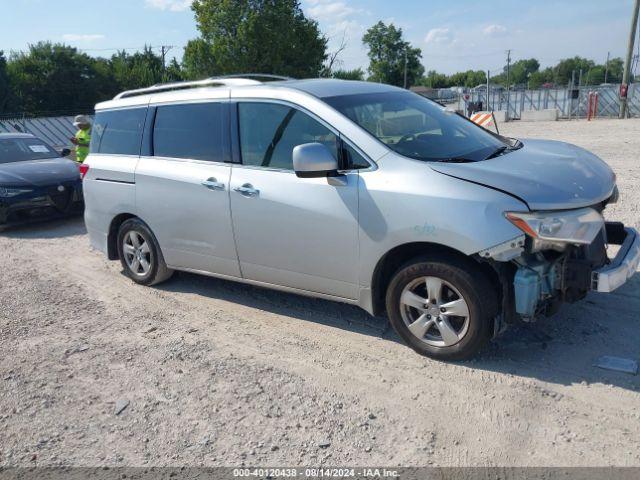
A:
[[229, 101, 359, 299], [136, 101, 241, 277]]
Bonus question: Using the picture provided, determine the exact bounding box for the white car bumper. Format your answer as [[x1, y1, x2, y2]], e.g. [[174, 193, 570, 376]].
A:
[[592, 227, 640, 293]]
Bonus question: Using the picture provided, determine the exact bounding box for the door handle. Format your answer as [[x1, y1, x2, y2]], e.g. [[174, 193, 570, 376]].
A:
[[233, 183, 260, 197], [202, 177, 225, 191]]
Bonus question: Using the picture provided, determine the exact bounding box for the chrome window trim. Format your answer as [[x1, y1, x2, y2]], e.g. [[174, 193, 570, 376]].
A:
[[94, 105, 151, 113], [87, 153, 141, 159], [148, 98, 229, 108], [137, 155, 230, 168], [231, 163, 296, 174]]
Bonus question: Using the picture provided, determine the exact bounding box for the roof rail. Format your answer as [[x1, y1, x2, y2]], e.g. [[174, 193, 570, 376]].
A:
[[212, 73, 294, 82], [113, 77, 261, 100]]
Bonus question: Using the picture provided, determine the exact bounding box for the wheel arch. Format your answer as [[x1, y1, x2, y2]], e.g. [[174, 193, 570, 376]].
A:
[[369, 241, 501, 317], [107, 213, 138, 260]]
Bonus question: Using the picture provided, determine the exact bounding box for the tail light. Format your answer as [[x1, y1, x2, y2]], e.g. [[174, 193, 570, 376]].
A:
[[79, 163, 89, 179]]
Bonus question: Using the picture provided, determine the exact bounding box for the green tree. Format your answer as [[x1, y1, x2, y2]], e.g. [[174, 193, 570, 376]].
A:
[[7, 42, 114, 114], [447, 71, 467, 87], [465, 70, 487, 87], [110, 46, 163, 91], [331, 68, 365, 81], [165, 58, 184, 83], [490, 60, 537, 87], [362, 21, 424, 87], [580, 58, 623, 85], [584, 66, 605, 85], [604, 57, 624, 83], [185, 0, 327, 78], [446, 70, 486, 88], [0, 51, 12, 113], [182, 38, 219, 79], [554, 56, 595, 86], [422, 70, 449, 88], [528, 69, 554, 88]]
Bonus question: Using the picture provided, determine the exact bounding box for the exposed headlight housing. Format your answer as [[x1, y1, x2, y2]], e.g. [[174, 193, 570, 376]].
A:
[[505, 208, 604, 248], [0, 187, 34, 198]]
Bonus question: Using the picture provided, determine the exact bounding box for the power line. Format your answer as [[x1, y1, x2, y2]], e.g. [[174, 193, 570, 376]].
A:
[[423, 50, 505, 59], [77, 45, 164, 52], [75, 45, 185, 57]]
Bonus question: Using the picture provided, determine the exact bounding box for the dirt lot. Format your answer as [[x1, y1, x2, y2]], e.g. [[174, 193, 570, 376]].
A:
[[1, 118, 639, 468]]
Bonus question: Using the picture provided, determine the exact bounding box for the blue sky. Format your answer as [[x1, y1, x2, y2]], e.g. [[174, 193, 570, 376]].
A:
[[0, 0, 635, 75]]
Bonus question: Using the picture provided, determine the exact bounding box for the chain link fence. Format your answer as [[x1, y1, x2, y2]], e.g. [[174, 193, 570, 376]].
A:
[[0, 113, 93, 148], [455, 83, 639, 119]]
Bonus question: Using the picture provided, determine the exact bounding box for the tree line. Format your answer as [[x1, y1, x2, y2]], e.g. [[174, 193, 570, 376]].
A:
[[422, 56, 625, 90], [0, 0, 629, 115]]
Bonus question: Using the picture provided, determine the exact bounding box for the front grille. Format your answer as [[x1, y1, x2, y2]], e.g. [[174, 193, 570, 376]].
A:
[[47, 185, 73, 212]]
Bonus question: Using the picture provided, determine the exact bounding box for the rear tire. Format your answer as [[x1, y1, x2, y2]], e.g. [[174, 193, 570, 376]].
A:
[[385, 255, 497, 360], [117, 218, 173, 286]]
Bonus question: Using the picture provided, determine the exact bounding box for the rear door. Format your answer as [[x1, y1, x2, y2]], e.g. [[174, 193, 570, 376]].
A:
[[84, 107, 147, 242], [135, 100, 240, 277]]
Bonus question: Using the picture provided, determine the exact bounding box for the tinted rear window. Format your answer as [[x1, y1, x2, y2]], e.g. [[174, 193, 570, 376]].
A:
[[153, 103, 224, 161], [91, 108, 146, 155], [0, 137, 58, 163]]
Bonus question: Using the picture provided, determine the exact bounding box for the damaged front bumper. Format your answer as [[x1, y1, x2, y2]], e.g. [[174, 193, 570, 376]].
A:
[[489, 221, 639, 324], [592, 224, 640, 292]]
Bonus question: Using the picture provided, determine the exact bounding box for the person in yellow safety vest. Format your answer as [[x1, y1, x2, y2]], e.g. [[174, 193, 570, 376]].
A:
[[71, 115, 92, 163]]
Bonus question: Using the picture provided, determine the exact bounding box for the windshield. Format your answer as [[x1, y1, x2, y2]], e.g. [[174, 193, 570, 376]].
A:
[[0, 137, 58, 164], [324, 91, 507, 162]]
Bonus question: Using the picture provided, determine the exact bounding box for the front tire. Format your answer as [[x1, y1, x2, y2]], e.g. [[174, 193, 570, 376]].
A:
[[386, 255, 497, 360], [117, 218, 173, 286]]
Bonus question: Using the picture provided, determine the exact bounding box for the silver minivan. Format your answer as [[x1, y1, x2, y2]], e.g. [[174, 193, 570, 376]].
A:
[[83, 76, 640, 360]]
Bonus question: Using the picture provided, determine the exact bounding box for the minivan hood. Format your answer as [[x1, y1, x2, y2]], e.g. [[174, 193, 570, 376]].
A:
[[429, 139, 616, 211], [0, 158, 80, 187]]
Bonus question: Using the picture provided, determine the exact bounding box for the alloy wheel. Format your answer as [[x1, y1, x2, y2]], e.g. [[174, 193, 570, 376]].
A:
[[399, 276, 470, 347], [122, 231, 152, 277]]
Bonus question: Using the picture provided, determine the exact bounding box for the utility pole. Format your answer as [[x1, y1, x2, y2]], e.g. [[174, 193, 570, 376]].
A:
[[505, 49, 511, 120], [569, 70, 576, 119], [403, 48, 408, 89], [604, 51, 610, 83], [570, 70, 575, 89], [160, 45, 174, 80], [620, 0, 640, 118], [487, 70, 490, 112]]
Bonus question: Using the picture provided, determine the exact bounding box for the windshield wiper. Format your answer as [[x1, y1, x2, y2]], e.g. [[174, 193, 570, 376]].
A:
[[434, 157, 475, 163], [484, 145, 509, 160], [485, 138, 524, 160]]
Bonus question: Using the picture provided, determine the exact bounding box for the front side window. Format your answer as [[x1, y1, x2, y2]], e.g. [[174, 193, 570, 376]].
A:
[[343, 142, 370, 169], [0, 137, 58, 163], [153, 103, 224, 161], [91, 108, 146, 155], [238, 102, 338, 170], [324, 91, 507, 162]]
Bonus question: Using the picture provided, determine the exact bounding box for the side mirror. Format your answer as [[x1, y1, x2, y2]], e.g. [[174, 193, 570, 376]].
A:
[[60, 148, 71, 157], [292, 142, 339, 178]]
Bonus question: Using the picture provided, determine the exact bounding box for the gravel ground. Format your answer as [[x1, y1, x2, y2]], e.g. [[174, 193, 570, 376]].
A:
[[0, 118, 639, 468]]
